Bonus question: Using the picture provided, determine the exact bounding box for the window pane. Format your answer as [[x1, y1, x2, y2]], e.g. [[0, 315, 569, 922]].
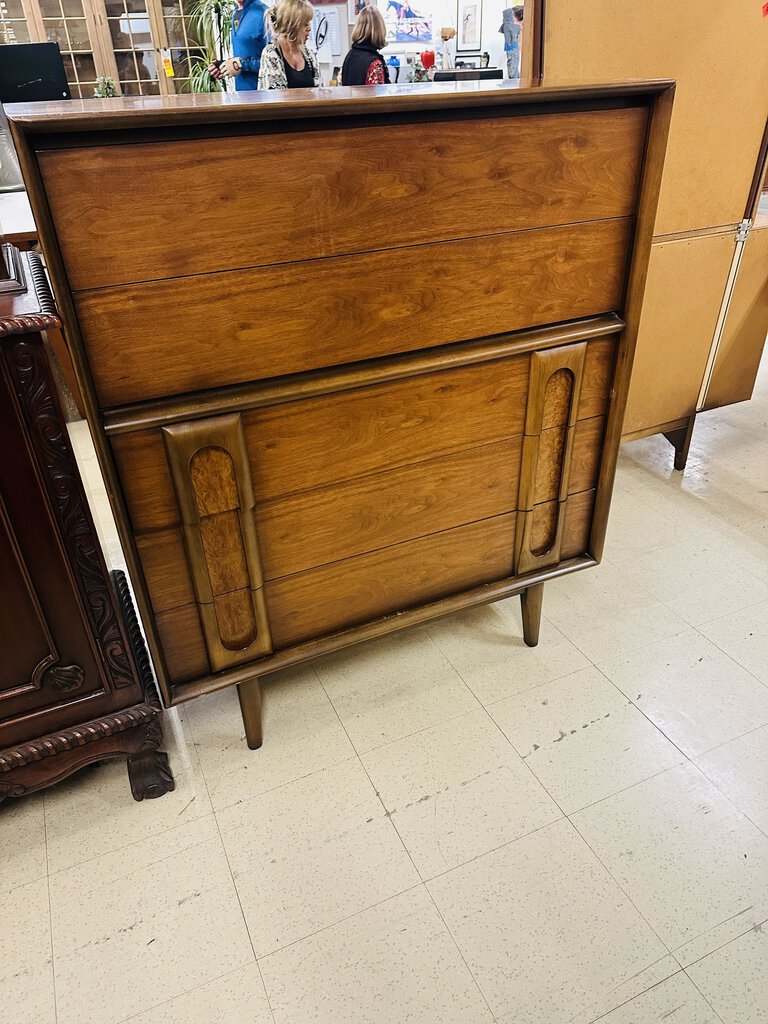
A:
[[4, 0, 25, 16], [61, 0, 85, 15], [142, 80, 160, 94], [122, 80, 141, 94], [2, 21, 32, 42], [115, 50, 137, 78], [67, 18, 90, 48], [126, 12, 152, 45], [61, 52, 75, 78], [73, 52, 95, 78], [39, 0, 62, 16], [44, 19, 69, 46], [164, 18, 185, 48], [105, 0, 125, 15], [135, 48, 157, 79], [109, 16, 131, 46]]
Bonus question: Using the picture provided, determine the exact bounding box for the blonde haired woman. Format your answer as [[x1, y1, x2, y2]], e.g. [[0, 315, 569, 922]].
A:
[[341, 5, 390, 85], [258, 0, 322, 89]]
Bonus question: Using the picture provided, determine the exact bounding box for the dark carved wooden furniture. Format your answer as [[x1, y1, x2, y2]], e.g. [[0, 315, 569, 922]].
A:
[[7, 81, 674, 748], [0, 243, 173, 801]]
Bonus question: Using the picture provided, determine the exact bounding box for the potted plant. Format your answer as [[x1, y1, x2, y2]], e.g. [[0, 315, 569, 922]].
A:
[[187, 0, 236, 92]]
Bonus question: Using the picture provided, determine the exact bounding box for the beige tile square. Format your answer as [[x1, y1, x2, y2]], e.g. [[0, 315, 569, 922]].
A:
[[44, 709, 212, 874], [572, 764, 768, 967], [566, 960, 694, 1024], [575, 971, 719, 1024], [187, 665, 355, 811], [218, 758, 419, 956], [427, 818, 667, 1024], [700, 600, 768, 686], [617, 541, 768, 627], [697, 725, 768, 834], [542, 562, 689, 664], [600, 630, 768, 758], [126, 963, 273, 1024], [0, 792, 47, 891], [361, 710, 561, 879], [0, 878, 55, 1024], [489, 666, 682, 813], [425, 598, 589, 705], [50, 815, 253, 1024], [260, 887, 493, 1024], [602, 487, 692, 563], [687, 926, 768, 1024], [314, 628, 479, 753]]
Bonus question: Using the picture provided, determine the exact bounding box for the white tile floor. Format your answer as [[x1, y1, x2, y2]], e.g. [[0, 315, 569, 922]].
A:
[[2, 351, 768, 1024]]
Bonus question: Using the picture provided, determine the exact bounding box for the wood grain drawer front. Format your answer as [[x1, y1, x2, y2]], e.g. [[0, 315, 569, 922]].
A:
[[111, 337, 614, 535], [40, 106, 648, 291], [257, 438, 522, 579], [133, 415, 604, 621], [77, 218, 631, 406], [266, 513, 518, 649]]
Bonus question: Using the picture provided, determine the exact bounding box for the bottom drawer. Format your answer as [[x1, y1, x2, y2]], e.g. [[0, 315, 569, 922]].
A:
[[266, 513, 518, 649], [151, 491, 597, 684]]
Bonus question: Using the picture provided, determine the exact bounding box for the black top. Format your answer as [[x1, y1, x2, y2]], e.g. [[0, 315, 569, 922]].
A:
[[282, 52, 315, 88], [341, 41, 391, 86]]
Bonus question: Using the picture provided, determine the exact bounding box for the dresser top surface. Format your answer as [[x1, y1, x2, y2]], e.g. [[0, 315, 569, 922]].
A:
[[5, 78, 674, 135]]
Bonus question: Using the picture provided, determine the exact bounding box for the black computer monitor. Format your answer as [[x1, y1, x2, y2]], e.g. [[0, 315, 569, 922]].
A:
[[0, 42, 70, 104], [433, 68, 504, 82]]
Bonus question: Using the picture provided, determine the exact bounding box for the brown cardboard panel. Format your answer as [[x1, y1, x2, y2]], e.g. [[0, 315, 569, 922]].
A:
[[622, 232, 734, 436], [543, 2, 768, 235], [705, 221, 768, 410]]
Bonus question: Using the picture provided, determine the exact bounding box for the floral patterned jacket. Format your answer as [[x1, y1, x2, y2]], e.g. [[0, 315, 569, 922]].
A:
[[257, 43, 322, 89]]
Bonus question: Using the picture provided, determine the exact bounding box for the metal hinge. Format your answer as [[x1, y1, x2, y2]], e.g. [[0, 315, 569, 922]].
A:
[[736, 218, 752, 244]]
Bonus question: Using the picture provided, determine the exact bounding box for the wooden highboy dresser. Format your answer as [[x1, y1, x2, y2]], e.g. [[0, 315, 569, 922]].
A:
[[7, 80, 674, 748]]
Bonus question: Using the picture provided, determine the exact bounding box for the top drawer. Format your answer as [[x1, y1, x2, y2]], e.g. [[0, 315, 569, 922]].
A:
[[39, 106, 648, 291]]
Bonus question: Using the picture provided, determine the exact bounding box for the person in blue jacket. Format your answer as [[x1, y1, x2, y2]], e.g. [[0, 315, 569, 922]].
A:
[[208, 0, 269, 91]]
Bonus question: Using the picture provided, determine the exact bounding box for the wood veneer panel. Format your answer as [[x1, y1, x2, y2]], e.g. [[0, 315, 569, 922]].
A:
[[622, 231, 734, 436], [112, 341, 613, 534], [155, 603, 209, 683], [530, 489, 595, 560], [543, 2, 768, 235], [40, 107, 646, 291], [534, 416, 604, 503], [136, 528, 195, 613], [266, 513, 518, 649], [133, 416, 605, 615], [256, 438, 522, 580], [77, 218, 631, 406], [704, 222, 768, 410]]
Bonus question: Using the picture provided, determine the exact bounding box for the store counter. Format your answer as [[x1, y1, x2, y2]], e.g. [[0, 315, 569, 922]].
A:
[[7, 80, 674, 748]]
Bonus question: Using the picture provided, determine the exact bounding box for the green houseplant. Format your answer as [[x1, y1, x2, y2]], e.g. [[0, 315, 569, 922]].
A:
[[187, 0, 237, 92]]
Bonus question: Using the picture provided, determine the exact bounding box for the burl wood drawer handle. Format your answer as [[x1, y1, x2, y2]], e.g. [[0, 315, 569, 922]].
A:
[[162, 414, 273, 671], [516, 344, 586, 574]]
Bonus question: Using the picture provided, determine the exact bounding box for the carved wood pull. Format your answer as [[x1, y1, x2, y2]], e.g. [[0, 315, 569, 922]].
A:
[[162, 415, 273, 671], [515, 344, 587, 574]]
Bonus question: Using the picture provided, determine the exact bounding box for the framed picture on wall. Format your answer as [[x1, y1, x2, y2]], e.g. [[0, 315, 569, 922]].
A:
[[377, 0, 433, 40], [348, 0, 371, 23], [456, 0, 482, 52]]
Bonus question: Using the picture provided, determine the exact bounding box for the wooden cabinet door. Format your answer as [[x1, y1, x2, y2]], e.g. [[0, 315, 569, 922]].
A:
[[0, 359, 106, 725]]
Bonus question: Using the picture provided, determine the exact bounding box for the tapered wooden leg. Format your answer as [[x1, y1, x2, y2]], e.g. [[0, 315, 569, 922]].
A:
[[663, 414, 696, 472], [237, 677, 263, 750], [521, 583, 544, 648]]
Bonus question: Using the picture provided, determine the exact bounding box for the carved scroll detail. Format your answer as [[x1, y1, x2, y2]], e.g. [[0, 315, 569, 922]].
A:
[[162, 414, 273, 671], [6, 336, 136, 689]]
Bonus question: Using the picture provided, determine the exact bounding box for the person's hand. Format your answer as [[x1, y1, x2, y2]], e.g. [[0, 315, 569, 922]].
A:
[[216, 57, 243, 78], [207, 60, 223, 79]]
